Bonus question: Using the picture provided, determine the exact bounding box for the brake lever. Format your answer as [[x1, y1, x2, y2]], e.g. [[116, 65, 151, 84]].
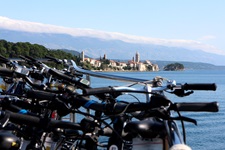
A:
[[172, 89, 194, 97]]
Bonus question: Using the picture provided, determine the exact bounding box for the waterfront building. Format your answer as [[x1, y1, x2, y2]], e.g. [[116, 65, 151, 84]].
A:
[[109, 60, 117, 67], [137, 63, 146, 71]]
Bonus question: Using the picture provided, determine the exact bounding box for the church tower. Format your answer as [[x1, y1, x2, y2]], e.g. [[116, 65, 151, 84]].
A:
[[81, 51, 85, 62], [103, 54, 107, 60], [135, 51, 140, 63]]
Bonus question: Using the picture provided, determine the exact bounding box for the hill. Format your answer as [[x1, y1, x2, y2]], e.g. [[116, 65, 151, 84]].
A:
[[1, 39, 224, 70]]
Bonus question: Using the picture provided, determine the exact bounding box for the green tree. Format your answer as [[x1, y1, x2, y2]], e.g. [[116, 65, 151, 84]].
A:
[[0, 40, 80, 65]]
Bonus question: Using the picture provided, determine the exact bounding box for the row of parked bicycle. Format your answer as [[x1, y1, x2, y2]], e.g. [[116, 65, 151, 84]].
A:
[[0, 54, 219, 150]]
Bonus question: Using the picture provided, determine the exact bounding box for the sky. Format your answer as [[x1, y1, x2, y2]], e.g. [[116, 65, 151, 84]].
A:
[[1, 0, 225, 55]]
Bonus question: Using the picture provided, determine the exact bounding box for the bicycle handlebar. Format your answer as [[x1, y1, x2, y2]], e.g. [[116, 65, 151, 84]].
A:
[[71, 95, 219, 113], [83, 82, 217, 96]]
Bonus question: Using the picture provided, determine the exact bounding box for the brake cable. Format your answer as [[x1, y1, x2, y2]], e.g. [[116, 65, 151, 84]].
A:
[[175, 108, 186, 144], [173, 103, 198, 144]]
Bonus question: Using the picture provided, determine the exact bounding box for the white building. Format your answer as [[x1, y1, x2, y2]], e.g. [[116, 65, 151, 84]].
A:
[[137, 63, 146, 71], [109, 60, 117, 67]]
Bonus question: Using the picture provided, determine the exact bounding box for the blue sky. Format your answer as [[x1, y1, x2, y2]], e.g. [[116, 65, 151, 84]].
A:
[[1, 0, 225, 55]]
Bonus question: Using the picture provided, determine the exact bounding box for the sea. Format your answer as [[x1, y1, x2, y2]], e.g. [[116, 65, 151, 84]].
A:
[[88, 69, 225, 150]]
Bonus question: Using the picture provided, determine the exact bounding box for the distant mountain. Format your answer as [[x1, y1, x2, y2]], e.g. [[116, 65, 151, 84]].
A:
[[1, 28, 225, 66]]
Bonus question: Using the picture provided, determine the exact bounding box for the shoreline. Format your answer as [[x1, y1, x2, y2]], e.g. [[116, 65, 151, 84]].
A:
[[91, 69, 160, 73]]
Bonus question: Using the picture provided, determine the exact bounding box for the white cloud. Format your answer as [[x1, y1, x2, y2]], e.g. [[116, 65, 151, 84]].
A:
[[199, 35, 216, 41], [1, 16, 225, 55]]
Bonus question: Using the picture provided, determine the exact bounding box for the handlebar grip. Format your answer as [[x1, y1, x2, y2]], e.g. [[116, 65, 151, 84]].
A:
[[48, 69, 76, 83], [26, 89, 56, 101], [0, 67, 14, 77], [1, 111, 82, 130], [12, 100, 40, 111], [24, 55, 42, 67], [4, 110, 42, 127], [183, 83, 217, 91], [24, 55, 37, 62], [45, 55, 62, 64], [49, 119, 82, 130], [19, 55, 30, 62], [0, 55, 10, 63], [174, 102, 219, 112], [83, 87, 113, 95]]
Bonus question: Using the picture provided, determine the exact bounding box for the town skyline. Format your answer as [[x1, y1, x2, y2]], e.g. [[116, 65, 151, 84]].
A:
[[80, 51, 159, 71]]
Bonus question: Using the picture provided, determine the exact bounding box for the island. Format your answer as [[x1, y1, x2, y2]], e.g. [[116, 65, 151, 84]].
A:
[[163, 63, 184, 71]]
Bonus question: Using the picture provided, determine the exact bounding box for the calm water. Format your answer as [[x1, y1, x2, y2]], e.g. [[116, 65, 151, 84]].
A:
[[89, 69, 225, 150]]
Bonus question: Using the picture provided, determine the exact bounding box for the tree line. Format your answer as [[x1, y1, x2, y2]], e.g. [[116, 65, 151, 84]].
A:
[[0, 39, 80, 63]]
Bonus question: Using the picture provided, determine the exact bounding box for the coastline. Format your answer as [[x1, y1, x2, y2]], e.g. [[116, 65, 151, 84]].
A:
[[91, 69, 160, 72]]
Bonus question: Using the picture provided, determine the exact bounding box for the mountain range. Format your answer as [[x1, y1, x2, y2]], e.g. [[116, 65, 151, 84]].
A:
[[0, 16, 225, 66]]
